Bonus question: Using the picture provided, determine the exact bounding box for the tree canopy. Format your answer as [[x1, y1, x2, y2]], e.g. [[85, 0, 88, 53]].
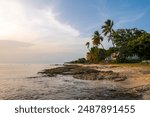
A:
[[85, 19, 150, 63], [113, 28, 150, 60]]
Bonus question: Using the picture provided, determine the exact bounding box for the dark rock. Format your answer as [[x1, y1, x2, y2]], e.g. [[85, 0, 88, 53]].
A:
[[73, 85, 150, 100], [26, 76, 39, 79], [38, 65, 127, 81], [74, 87, 143, 100]]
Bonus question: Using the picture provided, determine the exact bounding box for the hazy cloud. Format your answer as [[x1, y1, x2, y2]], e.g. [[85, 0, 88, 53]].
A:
[[0, 0, 82, 63], [0, 40, 33, 49]]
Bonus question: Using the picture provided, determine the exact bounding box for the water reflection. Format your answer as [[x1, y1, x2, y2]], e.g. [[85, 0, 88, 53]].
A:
[[0, 64, 139, 100]]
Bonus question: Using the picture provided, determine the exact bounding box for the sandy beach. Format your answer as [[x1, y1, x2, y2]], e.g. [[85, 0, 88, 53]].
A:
[[79, 64, 150, 99], [40, 63, 150, 99], [80, 64, 150, 87]]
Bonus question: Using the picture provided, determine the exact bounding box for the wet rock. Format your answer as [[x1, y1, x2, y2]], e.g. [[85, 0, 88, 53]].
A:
[[74, 87, 143, 100], [79, 85, 150, 100], [73, 73, 99, 80], [39, 65, 99, 76], [73, 70, 127, 81], [39, 65, 127, 81]]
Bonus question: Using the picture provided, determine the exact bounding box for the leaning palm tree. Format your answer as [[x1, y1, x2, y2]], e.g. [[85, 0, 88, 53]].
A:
[[85, 42, 90, 51], [102, 19, 115, 48], [92, 31, 105, 50]]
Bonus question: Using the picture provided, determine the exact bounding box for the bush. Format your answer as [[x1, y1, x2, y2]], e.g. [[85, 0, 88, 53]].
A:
[[115, 58, 141, 63], [69, 58, 87, 64], [86, 47, 106, 63]]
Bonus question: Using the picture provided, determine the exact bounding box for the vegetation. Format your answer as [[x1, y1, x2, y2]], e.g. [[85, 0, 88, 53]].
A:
[[86, 47, 105, 63], [106, 47, 118, 57], [113, 28, 150, 61], [102, 19, 115, 48], [92, 31, 105, 49], [69, 58, 87, 64], [69, 19, 149, 64], [86, 30, 106, 63], [85, 19, 150, 63]]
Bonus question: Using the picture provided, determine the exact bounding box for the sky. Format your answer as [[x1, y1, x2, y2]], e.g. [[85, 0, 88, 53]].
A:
[[0, 0, 150, 63]]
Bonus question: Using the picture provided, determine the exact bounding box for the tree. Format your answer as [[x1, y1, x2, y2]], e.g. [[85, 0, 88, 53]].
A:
[[92, 31, 105, 50], [106, 47, 118, 56], [85, 31, 106, 63], [102, 19, 115, 48], [130, 32, 150, 60], [85, 42, 90, 50], [86, 47, 105, 63], [113, 28, 150, 60]]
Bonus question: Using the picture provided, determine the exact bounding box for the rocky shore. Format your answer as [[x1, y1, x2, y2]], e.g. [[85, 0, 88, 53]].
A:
[[38, 64, 150, 100], [39, 65, 127, 82], [74, 85, 150, 100]]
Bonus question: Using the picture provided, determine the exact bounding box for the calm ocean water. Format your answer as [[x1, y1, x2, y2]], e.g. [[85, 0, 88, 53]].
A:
[[0, 64, 117, 100]]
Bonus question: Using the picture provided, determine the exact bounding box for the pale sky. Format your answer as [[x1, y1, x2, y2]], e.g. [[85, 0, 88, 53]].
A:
[[0, 0, 150, 63]]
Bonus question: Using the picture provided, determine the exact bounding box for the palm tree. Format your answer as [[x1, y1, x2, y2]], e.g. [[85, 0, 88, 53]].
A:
[[92, 31, 105, 50], [85, 42, 90, 50], [86, 52, 93, 62], [102, 19, 115, 48]]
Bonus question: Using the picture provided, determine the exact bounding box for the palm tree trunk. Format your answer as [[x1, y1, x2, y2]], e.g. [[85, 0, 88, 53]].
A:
[[100, 43, 106, 58], [100, 43, 105, 50]]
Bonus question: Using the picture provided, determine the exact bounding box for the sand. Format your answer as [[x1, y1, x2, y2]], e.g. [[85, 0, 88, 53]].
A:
[[79, 63, 150, 99]]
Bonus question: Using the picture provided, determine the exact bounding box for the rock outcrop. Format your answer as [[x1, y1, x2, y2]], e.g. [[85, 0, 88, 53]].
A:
[[39, 65, 127, 82]]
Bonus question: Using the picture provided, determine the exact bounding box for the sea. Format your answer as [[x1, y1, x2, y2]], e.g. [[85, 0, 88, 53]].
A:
[[0, 64, 118, 100]]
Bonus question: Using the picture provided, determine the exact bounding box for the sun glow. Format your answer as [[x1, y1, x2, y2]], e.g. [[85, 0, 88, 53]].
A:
[[0, 0, 83, 63], [0, 20, 19, 36], [0, 0, 24, 36]]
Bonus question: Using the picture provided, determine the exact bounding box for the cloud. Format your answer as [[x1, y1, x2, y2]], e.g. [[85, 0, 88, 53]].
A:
[[0, 0, 80, 42], [0, 0, 82, 63], [0, 40, 33, 49]]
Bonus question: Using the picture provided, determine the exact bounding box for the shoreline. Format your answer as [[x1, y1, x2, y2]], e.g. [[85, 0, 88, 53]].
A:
[[39, 63, 150, 99]]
